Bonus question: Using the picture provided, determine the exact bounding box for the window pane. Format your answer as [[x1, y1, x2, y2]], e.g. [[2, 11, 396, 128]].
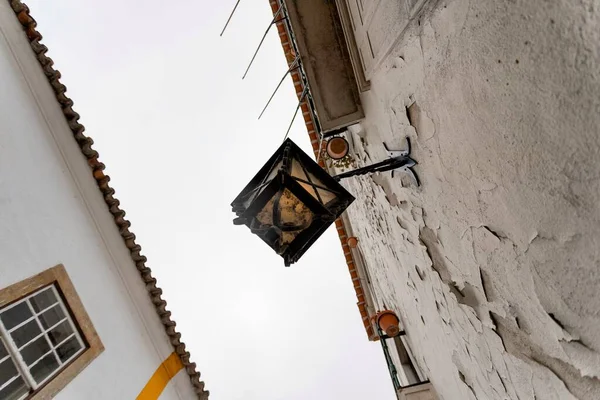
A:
[[38, 305, 65, 331], [0, 358, 19, 386], [0, 376, 28, 400], [0, 303, 32, 331], [56, 336, 82, 363], [29, 289, 57, 313], [29, 353, 59, 384], [0, 339, 8, 360], [48, 321, 73, 346], [20, 337, 51, 366], [10, 320, 41, 349]]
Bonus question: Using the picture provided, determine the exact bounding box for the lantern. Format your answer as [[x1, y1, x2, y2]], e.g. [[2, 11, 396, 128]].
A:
[[231, 138, 355, 266]]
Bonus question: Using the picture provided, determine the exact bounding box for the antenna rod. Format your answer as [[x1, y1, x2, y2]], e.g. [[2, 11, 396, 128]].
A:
[[242, 8, 285, 79], [258, 58, 300, 119], [282, 87, 309, 142], [220, 0, 242, 37]]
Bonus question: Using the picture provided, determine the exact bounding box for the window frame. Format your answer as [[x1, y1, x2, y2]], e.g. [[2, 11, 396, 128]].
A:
[[0, 265, 103, 399]]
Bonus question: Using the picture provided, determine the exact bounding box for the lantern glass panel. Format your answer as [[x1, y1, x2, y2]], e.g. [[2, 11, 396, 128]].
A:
[[290, 159, 337, 205], [305, 170, 337, 205], [256, 188, 315, 246], [265, 160, 284, 183], [241, 160, 284, 209]]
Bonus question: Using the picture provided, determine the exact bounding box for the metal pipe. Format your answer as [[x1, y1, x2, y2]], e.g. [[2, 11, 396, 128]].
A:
[[258, 58, 300, 119], [220, 0, 242, 37], [242, 8, 285, 79], [282, 86, 308, 142]]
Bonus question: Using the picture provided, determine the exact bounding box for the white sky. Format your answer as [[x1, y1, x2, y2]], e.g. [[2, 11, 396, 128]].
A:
[[25, 1, 396, 398]]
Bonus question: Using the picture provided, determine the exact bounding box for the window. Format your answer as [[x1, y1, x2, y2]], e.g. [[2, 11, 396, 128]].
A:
[[0, 265, 103, 399], [379, 326, 430, 393], [393, 334, 427, 387], [0, 286, 84, 399]]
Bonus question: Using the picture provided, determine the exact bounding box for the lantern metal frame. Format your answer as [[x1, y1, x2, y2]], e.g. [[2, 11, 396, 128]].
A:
[[231, 138, 355, 266]]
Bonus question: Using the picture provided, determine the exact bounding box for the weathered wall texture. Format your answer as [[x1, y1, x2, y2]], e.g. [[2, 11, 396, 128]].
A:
[[341, 0, 600, 399]]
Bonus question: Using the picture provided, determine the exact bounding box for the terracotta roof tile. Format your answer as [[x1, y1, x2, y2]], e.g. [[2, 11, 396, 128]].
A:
[[7, 1, 208, 397]]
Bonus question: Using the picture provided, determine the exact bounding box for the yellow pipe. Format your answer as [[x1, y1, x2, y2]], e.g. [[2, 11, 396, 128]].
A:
[[137, 352, 184, 400]]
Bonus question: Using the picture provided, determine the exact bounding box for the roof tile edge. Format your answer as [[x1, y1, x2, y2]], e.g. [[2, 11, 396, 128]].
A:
[[7, 1, 209, 397]]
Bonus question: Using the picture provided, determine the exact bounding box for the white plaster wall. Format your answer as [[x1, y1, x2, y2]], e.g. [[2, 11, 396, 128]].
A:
[[341, 0, 600, 399], [0, 3, 196, 399]]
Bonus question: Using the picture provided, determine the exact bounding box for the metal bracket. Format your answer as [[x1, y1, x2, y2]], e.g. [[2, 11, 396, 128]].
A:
[[383, 140, 410, 158], [333, 137, 420, 186], [383, 139, 419, 184], [379, 330, 406, 340]]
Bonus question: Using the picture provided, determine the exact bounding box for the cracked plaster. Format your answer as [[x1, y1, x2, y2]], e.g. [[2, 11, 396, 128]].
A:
[[338, 0, 600, 399]]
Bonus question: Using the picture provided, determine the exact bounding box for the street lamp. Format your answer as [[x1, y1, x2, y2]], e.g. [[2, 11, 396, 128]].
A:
[[231, 137, 418, 266], [231, 138, 355, 266]]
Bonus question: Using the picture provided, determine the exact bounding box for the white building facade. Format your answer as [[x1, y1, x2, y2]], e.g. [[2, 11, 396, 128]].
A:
[[0, 1, 208, 399], [269, 0, 600, 399]]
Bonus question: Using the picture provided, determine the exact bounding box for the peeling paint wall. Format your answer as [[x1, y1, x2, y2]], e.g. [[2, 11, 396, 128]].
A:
[[340, 0, 600, 399]]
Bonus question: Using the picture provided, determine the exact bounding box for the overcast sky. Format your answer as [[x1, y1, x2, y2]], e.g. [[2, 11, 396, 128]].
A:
[[24, 1, 396, 398]]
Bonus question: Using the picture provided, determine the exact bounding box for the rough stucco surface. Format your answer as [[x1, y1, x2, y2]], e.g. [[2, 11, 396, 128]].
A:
[[341, 0, 600, 399]]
